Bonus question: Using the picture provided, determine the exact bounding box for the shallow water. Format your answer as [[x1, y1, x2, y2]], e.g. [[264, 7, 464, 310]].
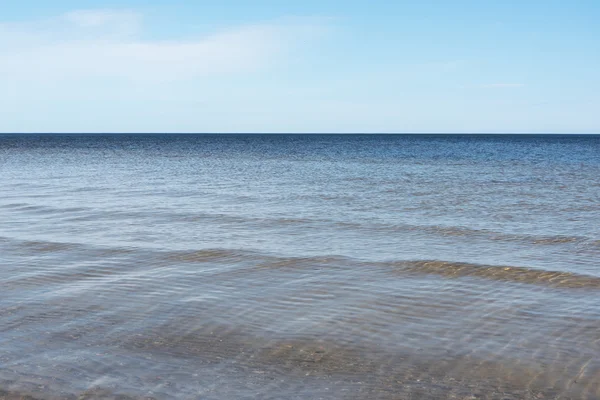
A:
[[1, 134, 599, 399]]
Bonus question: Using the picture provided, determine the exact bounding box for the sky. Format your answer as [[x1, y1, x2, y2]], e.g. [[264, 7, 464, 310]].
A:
[[0, 0, 598, 133]]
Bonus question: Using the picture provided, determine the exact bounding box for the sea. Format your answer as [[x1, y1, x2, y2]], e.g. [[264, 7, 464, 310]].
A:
[[1, 134, 599, 399]]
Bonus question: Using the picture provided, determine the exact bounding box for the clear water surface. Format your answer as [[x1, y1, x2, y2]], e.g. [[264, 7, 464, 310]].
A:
[[1, 134, 599, 399]]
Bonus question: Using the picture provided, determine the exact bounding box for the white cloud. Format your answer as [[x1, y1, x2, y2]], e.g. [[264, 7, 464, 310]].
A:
[[0, 10, 324, 83], [63, 9, 141, 29], [480, 83, 525, 88]]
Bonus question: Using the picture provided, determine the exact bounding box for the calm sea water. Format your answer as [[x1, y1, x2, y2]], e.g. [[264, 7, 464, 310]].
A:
[[1, 134, 599, 399]]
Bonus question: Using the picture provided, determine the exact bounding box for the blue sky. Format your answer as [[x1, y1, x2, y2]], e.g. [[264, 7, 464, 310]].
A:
[[0, 1, 598, 133]]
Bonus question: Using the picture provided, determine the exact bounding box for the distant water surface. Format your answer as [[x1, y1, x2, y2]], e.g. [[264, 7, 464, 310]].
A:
[[1, 134, 599, 399]]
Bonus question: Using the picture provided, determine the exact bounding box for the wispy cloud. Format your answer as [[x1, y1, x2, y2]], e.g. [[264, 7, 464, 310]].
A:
[[0, 10, 326, 83], [63, 9, 141, 29], [480, 83, 525, 88]]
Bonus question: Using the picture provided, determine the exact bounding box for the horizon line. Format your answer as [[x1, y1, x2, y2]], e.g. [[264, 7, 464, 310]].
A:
[[1, 133, 599, 137]]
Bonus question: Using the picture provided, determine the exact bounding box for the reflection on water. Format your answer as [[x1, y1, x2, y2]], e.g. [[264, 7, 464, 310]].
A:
[[1, 134, 599, 399]]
